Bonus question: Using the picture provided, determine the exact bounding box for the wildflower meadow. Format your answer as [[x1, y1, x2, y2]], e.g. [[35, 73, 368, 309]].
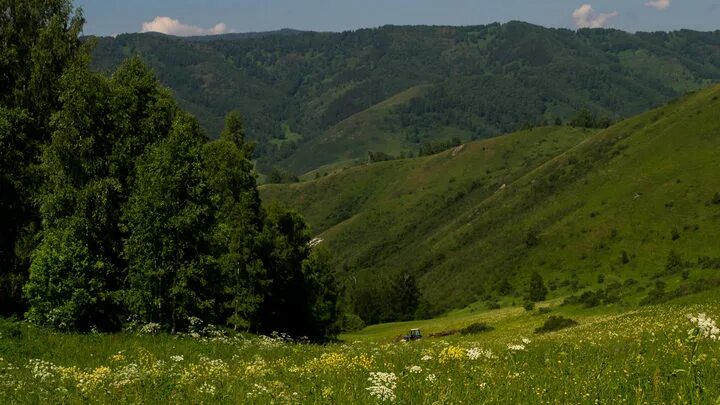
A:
[[2, 301, 720, 404]]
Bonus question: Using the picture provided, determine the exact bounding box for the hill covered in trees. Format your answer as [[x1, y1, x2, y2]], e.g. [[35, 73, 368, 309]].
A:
[[91, 24, 720, 174], [262, 84, 720, 324]]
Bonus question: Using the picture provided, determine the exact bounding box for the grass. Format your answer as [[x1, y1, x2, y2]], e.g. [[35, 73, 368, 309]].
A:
[[279, 84, 477, 174], [3, 291, 720, 403], [261, 84, 720, 316]]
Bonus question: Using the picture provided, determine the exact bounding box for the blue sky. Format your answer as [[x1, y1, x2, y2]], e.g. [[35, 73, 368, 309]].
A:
[[75, 0, 720, 37]]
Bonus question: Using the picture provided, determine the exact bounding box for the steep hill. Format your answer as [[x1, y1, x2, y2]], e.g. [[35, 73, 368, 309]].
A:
[[90, 23, 720, 173], [261, 85, 720, 321]]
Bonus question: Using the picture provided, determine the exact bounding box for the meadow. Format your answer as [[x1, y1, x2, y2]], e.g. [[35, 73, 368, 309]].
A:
[[2, 290, 719, 404]]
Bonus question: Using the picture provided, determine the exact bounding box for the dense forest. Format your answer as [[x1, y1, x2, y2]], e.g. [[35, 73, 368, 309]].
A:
[[91, 23, 720, 174], [0, 1, 339, 340]]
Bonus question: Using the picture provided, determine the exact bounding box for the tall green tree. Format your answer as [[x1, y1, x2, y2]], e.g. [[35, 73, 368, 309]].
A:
[[390, 271, 420, 321], [527, 272, 548, 302], [251, 204, 340, 340], [25, 60, 122, 330], [300, 246, 341, 341], [203, 112, 265, 330], [24, 56, 180, 330], [0, 0, 85, 316], [123, 113, 216, 332]]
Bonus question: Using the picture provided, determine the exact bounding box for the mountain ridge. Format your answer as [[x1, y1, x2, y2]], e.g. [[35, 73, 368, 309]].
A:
[[90, 21, 720, 174]]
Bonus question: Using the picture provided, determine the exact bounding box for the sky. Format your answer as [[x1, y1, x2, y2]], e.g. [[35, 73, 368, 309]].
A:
[[74, 0, 720, 37]]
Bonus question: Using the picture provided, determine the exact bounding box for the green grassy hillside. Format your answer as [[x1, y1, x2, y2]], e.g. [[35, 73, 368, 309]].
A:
[[261, 85, 720, 320], [282, 85, 440, 173]]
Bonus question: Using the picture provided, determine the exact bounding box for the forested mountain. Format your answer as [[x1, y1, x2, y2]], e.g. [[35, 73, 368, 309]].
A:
[[91, 23, 720, 174], [262, 85, 720, 324]]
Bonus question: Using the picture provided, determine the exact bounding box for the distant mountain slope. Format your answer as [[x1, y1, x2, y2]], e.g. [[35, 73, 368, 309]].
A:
[[90, 23, 720, 173], [282, 85, 434, 173], [261, 85, 720, 319]]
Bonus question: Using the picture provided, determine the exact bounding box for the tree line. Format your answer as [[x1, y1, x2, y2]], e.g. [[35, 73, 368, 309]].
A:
[[0, 1, 339, 340]]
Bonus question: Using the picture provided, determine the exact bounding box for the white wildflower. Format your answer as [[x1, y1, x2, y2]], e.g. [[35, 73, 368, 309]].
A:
[[425, 373, 437, 383], [521, 337, 532, 345], [687, 313, 720, 341], [199, 383, 217, 395], [27, 359, 57, 381], [138, 322, 161, 335], [110, 363, 140, 388], [421, 355, 432, 361], [406, 365, 422, 374], [467, 347, 496, 360], [170, 355, 184, 362], [507, 343, 526, 352], [366, 372, 397, 402]]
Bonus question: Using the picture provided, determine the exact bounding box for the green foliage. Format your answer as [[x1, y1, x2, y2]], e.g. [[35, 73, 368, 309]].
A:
[[621, 250, 630, 264], [25, 56, 181, 331], [266, 167, 300, 184], [390, 272, 420, 322], [91, 23, 720, 174], [299, 246, 341, 341], [459, 322, 494, 335], [527, 272, 548, 303], [203, 121, 264, 330], [123, 113, 216, 332], [24, 227, 118, 331], [0, 0, 86, 316], [569, 108, 612, 129], [666, 250, 688, 274], [252, 204, 340, 340], [338, 313, 366, 333], [6, 2, 340, 340], [534, 316, 578, 334], [418, 137, 462, 157]]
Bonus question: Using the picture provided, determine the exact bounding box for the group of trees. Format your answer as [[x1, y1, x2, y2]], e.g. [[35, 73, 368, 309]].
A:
[[1, 1, 339, 340], [348, 271, 424, 325]]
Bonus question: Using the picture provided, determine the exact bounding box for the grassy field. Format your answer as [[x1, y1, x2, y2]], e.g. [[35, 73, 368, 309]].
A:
[[2, 291, 720, 404], [261, 84, 720, 316], [280, 85, 444, 174]]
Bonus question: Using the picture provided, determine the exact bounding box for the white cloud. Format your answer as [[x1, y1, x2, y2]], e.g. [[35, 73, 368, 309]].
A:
[[572, 4, 619, 29], [645, 0, 670, 10], [141, 16, 232, 36]]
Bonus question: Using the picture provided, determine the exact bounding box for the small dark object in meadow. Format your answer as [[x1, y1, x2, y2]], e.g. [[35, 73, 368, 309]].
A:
[[536, 307, 552, 315], [428, 329, 459, 338], [460, 322, 494, 335], [534, 316, 578, 334], [712, 192, 720, 205], [402, 328, 423, 341]]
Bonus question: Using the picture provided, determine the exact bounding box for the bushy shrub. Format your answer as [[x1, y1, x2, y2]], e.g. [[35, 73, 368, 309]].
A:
[[579, 291, 603, 308], [460, 322, 494, 335], [534, 316, 578, 334], [698, 256, 720, 269], [339, 313, 366, 332], [537, 307, 552, 315], [665, 250, 688, 273]]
